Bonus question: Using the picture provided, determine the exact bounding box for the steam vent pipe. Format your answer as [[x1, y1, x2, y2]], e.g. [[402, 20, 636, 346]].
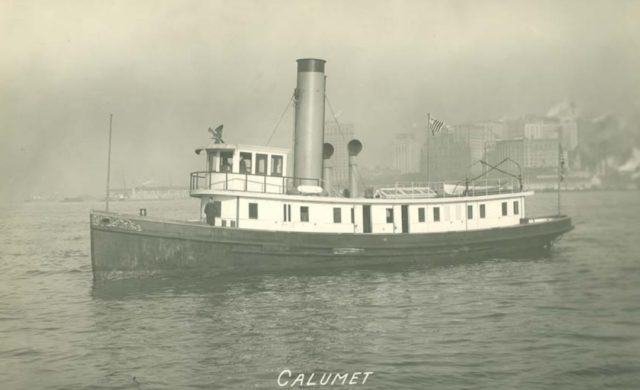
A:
[[293, 58, 326, 186], [322, 143, 334, 192], [348, 139, 363, 198]]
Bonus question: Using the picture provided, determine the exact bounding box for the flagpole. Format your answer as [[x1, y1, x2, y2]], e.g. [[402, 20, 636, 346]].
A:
[[557, 142, 562, 216], [426, 113, 431, 186], [105, 114, 113, 212]]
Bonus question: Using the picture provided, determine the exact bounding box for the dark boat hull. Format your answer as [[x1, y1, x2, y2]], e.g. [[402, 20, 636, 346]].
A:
[[90, 212, 573, 280]]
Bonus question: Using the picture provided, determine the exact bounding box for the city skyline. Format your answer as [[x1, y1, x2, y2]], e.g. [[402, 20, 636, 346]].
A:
[[1, 0, 639, 200]]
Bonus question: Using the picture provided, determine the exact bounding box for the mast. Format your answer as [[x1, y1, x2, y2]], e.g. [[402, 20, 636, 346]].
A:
[[105, 114, 113, 212], [557, 142, 563, 215], [426, 113, 431, 186]]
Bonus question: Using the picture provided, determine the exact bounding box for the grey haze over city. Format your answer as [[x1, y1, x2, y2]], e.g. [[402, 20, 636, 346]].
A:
[[1, 0, 639, 201]]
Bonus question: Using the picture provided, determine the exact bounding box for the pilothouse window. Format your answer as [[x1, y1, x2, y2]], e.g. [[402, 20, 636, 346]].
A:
[[239, 152, 252, 174], [271, 155, 283, 176], [219, 151, 233, 172], [256, 154, 268, 175]]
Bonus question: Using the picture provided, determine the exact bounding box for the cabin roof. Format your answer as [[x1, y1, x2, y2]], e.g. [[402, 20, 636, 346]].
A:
[[201, 143, 289, 154]]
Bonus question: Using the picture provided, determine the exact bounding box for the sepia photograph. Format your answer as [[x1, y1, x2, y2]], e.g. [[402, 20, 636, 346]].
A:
[[1, 0, 639, 388]]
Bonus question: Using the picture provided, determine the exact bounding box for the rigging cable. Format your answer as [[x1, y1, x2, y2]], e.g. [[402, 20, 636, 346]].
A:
[[326, 94, 369, 194], [266, 92, 295, 146], [325, 95, 350, 144]]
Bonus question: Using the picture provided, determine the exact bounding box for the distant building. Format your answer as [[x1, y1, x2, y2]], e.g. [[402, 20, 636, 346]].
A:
[[524, 117, 561, 140], [489, 138, 565, 180], [423, 124, 499, 181], [547, 100, 579, 152], [491, 139, 525, 170], [473, 120, 509, 140], [324, 120, 354, 189], [524, 139, 562, 169], [392, 133, 421, 174], [424, 129, 471, 182]]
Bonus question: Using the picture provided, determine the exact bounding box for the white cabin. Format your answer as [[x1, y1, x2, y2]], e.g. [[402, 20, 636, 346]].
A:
[[190, 143, 531, 235]]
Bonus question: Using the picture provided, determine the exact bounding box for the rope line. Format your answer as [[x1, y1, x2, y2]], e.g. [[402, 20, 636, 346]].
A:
[[325, 95, 350, 143], [266, 92, 295, 146]]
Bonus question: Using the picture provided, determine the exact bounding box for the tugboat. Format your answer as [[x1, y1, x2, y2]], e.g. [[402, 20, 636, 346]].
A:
[[90, 58, 573, 280]]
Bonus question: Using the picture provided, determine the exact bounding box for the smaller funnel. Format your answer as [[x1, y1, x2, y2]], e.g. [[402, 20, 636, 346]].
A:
[[347, 139, 363, 198], [322, 143, 335, 193]]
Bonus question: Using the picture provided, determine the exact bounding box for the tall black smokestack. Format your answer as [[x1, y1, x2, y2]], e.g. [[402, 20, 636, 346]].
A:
[[293, 59, 326, 185]]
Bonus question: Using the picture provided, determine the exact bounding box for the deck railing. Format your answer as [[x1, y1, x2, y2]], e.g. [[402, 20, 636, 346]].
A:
[[372, 177, 523, 199], [189, 171, 322, 196], [191, 171, 525, 199]]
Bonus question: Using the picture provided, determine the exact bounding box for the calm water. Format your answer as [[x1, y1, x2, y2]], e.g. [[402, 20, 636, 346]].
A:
[[1, 192, 639, 389]]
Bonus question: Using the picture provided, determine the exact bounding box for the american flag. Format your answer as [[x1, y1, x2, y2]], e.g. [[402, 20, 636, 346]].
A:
[[429, 116, 445, 136]]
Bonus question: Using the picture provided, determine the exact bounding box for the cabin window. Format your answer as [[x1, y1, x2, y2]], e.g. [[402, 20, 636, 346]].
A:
[[239, 152, 252, 174], [256, 154, 268, 175], [513, 201, 520, 215], [300, 206, 309, 222], [480, 204, 486, 219], [283, 204, 287, 221], [333, 207, 342, 223], [386, 208, 394, 223], [433, 207, 440, 222], [351, 207, 355, 223], [501, 202, 508, 216], [418, 207, 425, 222], [467, 205, 473, 219], [271, 155, 283, 176], [219, 151, 233, 172], [288, 205, 291, 221], [249, 203, 258, 219]]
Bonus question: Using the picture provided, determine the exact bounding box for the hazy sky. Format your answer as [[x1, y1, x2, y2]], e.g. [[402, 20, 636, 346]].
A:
[[1, 0, 639, 200]]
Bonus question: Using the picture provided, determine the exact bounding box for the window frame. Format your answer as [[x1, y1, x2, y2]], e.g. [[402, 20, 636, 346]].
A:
[[333, 207, 342, 223], [239, 152, 252, 174], [386, 208, 394, 223], [255, 153, 268, 175], [271, 155, 283, 176], [248, 202, 258, 219], [300, 206, 309, 222]]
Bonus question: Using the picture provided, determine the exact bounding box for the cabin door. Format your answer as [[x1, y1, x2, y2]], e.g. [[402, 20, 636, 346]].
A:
[[401, 205, 409, 233], [363, 205, 372, 233]]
